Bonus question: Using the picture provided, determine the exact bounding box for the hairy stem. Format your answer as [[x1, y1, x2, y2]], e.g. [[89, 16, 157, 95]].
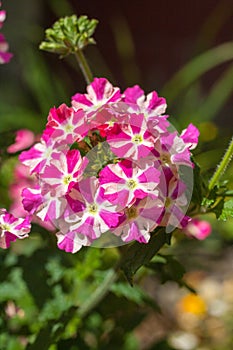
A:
[[74, 49, 93, 84], [208, 135, 233, 192]]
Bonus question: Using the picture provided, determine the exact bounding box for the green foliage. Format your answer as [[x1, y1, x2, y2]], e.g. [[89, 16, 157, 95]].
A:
[[191, 157, 205, 206], [40, 15, 98, 57], [162, 41, 233, 103], [219, 199, 233, 221], [120, 229, 168, 285]]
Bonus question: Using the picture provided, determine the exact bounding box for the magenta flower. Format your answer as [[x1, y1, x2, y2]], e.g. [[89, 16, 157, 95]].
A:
[[157, 167, 190, 230], [56, 228, 92, 254], [72, 77, 121, 112], [156, 131, 196, 169], [19, 136, 63, 174], [22, 183, 68, 230], [44, 104, 89, 145], [123, 85, 167, 117], [41, 149, 88, 196], [107, 113, 157, 160], [184, 218, 212, 240], [112, 197, 164, 243], [99, 159, 160, 208], [65, 177, 121, 241], [0, 209, 30, 249], [180, 123, 200, 150], [0, 8, 6, 29], [14, 76, 200, 252], [0, 4, 13, 64]]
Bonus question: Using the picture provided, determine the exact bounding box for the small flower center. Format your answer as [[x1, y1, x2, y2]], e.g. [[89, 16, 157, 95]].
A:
[[64, 123, 73, 133], [63, 174, 73, 185], [132, 134, 143, 144], [125, 205, 138, 219], [127, 179, 137, 190], [1, 223, 11, 232], [165, 197, 172, 208], [87, 203, 98, 214], [160, 152, 171, 165]]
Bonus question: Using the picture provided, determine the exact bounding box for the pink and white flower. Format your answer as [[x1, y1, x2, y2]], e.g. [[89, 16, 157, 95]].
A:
[[112, 197, 164, 243], [65, 177, 121, 240], [44, 104, 89, 145], [41, 149, 88, 196], [19, 136, 63, 174], [156, 131, 195, 169], [180, 123, 200, 150], [122, 85, 167, 117], [0, 3, 13, 64], [56, 228, 92, 253], [12, 76, 199, 252], [0, 209, 30, 249], [107, 113, 157, 160], [99, 159, 160, 208], [184, 218, 212, 240], [72, 78, 121, 113], [158, 168, 190, 230]]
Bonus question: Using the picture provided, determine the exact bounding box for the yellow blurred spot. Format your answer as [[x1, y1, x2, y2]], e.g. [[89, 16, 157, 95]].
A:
[[178, 293, 207, 316], [198, 122, 218, 142]]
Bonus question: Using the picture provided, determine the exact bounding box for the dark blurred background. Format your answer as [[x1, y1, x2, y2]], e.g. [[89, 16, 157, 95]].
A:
[[1, 0, 233, 119]]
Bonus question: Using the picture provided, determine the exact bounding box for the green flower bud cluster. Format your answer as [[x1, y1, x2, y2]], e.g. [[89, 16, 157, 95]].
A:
[[39, 15, 98, 57]]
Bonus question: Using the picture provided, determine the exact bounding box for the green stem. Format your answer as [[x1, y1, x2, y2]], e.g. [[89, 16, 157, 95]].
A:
[[208, 135, 233, 192], [77, 267, 118, 318], [74, 49, 93, 84]]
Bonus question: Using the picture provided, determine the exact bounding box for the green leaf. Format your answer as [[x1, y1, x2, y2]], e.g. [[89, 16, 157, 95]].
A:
[[146, 255, 186, 284], [201, 185, 218, 208], [219, 199, 233, 221], [191, 157, 204, 205], [120, 229, 167, 285], [110, 282, 147, 305], [162, 41, 233, 102], [212, 198, 225, 219], [188, 63, 233, 123]]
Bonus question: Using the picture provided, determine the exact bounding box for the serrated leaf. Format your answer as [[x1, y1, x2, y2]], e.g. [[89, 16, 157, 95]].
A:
[[219, 198, 233, 221], [201, 185, 218, 208], [110, 282, 145, 305], [212, 198, 225, 219], [110, 282, 159, 310]]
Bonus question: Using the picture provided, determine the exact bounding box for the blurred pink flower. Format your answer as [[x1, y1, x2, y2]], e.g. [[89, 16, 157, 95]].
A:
[[0, 3, 13, 64], [184, 218, 212, 240], [7, 129, 35, 153]]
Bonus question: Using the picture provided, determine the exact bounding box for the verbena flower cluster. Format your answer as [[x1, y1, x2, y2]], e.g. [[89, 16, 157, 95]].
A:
[[0, 2, 13, 64], [0, 78, 199, 252]]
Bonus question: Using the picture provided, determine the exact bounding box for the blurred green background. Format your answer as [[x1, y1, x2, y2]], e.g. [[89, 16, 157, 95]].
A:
[[0, 0, 233, 349]]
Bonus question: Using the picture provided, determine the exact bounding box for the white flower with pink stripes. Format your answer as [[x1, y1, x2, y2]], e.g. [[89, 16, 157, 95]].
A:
[[107, 113, 157, 160], [0, 209, 30, 249], [99, 159, 160, 208]]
